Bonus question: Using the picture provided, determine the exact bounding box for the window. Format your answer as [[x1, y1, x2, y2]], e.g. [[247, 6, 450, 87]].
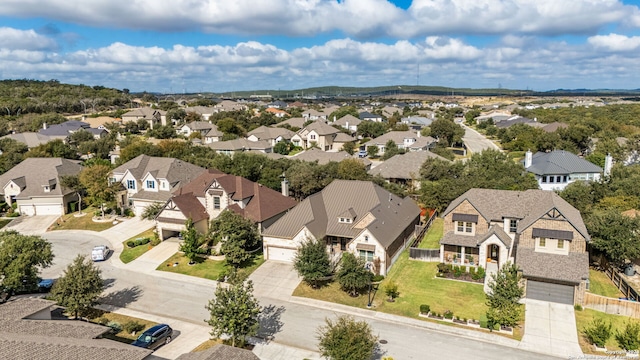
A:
[[146, 180, 155, 189], [339, 217, 352, 224], [563, 175, 568, 182], [556, 176, 562, 183], [364, 235, 369, 242], [549, 176, 554, 183], [109, 177, 117, 184], [457, 221, 464, 232], [44, 186, 50, 192], [539, 238, 546, 247], [457, 221, 473, 233], [213, 196, 220, 209], [541, 176, 547, 183], [359, 250, 374, 262], [509, 219, 517, 233], [557, 239, 564, 249], [310, 134, 316, 140], [465, 222, 473, 233], [127, 180, 135, 189]]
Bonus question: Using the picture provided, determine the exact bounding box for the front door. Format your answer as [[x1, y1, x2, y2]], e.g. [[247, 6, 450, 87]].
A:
[[489, 244, 499, 263]]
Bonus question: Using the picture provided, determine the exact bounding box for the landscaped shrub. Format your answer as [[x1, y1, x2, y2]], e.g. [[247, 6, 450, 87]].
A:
[[95, 316, 109, 325], [453, 266, 463, 278], [134, 237, 150, 246], [126, 240, 136, 248], [123, 321, 145, 334], [468, 267, 476, 278], [436, 263, 447, 274], [479, 314, 498, 330], [443, 310, 454, 319], [472, 266, 486, 280], [6, 211, 20, 217], [584, 318, 612, 348], [150, 232, 161, 246], [384, 280, 399, 301], [107, 321, 122, 333], [372, 274, 385, 282], [574, 304, 583, 311], [616, 321, 640, 351], [420, 304, 430, 314], [217, 269, 228, 282]]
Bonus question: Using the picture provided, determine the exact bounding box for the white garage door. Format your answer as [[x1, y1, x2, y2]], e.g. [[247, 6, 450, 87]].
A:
[[268, 246, 297, 262], [527, 280, 575, 304], [35, 204, 63, 215], [18, 205, 35, 216]]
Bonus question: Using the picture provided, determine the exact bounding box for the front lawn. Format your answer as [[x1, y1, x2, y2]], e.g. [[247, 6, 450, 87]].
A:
[[0, 219, 11, 229], [119, 228, 156, 264], [293, 251, 488, 322], [83, 308, 158, 343], [417, 218, 443, 249], [157, 252, 265, 281], [49, 207, 116, 232], [588, 269, 623, 298], [575, 308, 640, 353]]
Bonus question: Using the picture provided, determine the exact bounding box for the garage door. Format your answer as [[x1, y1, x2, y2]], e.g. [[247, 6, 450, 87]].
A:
[[35, 204, 63, 215], [268, 246, 297, 262], [527, 280, 574, 304]]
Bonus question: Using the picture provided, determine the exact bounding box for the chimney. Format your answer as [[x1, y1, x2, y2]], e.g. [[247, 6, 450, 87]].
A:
[[43, 122, 48, 130], [524, 150, 532, 168], [281, 176, 290, 197], [345, 121, 349, 130], [604, 153, 613, 177]]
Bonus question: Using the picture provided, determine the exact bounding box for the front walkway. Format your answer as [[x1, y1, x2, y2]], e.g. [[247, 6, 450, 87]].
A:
[[518, 299, 582, 358], [249, 260, 301, 300]]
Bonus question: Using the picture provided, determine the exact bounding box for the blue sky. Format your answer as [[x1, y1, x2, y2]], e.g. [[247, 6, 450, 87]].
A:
[[2, 0, 640, 93]]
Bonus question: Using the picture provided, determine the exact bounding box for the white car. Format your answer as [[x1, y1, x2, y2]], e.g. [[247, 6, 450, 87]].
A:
[[91, 245, 110, 261]]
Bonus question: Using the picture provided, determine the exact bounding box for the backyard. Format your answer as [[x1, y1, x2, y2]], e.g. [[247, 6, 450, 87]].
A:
[[157, 252, 265, 281], [575, 308, 640, 354], [119, 228, 156, 264], [48, 207, 116, 232], [417, 218, 443, 249], [588, 269, 623, 298]]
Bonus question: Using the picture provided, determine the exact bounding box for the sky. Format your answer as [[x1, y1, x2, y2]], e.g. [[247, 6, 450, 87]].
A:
[[2, 0, 640, 93]]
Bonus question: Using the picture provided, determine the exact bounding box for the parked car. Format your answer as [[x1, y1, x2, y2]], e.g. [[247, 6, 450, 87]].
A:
[[358, 150, 368, 158], [131, 324, 173, 350], [37, 278, 55, 292], [91, 245, 110, 261]]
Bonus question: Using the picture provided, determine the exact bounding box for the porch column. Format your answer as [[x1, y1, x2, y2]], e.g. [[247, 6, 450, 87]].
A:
[[461, 247, 466, 268], [439, 244, 444, 262]]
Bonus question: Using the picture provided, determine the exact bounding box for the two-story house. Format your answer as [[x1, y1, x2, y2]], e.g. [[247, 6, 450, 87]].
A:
[[121, 108, 167, 129], [262, 180, 421, 275], [363, 131, 436, 155], [523, 150, 604, 191], [332, 114, 361, 134], [179, 121, 221, 139], [154, 169, 297, 239], [247, 126, 296, 146], [439, 188, 590, 305], [290, 121, 340, 151], [110, 155, 206, 216]]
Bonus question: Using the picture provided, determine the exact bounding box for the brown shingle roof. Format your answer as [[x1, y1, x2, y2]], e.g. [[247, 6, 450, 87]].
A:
[[176, 344, 259, 360], [170, 192, 209, 223], [516, 247, 589, 283]]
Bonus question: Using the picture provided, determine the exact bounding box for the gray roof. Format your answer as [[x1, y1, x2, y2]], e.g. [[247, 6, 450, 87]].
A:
[[401, 116, 433, 126], [277, 117, 307, 128], [442, 188, 590, 241], [333, 114, 362, 127], [495, 117, 537, 128], [293, 148, 371, 167], [1, 132, 52, 148], [185, 121, 214, 131], [364, 131, 435, 148], [526, 150, 603, 176], [303, 121, 339, 136], [0, 298, 151, 360], [39, 120, 90, 136], [122, 107, 166, 118], [263, 180, 420, 249], [175, 343, 258, 360], [369, 151, 447, 180], [207, 138, 272, 151], [248, 126, 296, 141], [112, 155, 206, 190], [0, 158, 82, 199], [516, 247, 589, 283]]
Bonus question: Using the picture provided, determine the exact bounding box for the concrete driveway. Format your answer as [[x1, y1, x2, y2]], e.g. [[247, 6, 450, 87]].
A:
[[2, 215, 59, 235], [518, 299, 583, 358], [249, 260, 301, 300]]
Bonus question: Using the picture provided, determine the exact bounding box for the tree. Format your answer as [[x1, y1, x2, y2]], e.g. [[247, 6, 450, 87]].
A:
[[209, 210, 260, 267], [341, 141, 356, 155], [293, 237, 333, 288], [179, 218, 205, 264], [328, 106, 359, 122], [336, 253, 372, 296], [616, 321, 640, 351], [205, 280, 261, 347], [0, 231, 53, 294], [429, 118, 464, 146], [24, 139, 78, 159], [78, 163, 118, 207], [583, 318, 612, 348], [382, 139, 399, 160], [317, 315, 378, 360], [588, 209, 640, 268], [357, 121, 387, 138], [141, 202, 164, 220], [273, 141, 290, 155], [367, 145, 379, 158], [337, 158, 369, 180], [147, 125, 177, 139], [50, 255, 104, 319], [485, 262, 523, 329]]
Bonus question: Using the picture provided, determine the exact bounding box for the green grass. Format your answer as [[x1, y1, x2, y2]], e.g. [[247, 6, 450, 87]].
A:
[[0, 219, 11, 229], [119, 228, 156, 264], [417, 218, 443, 249], [575, 308, 640, 353], [589, 269, 623, 298], [294, 251, 488, 321], [49, 207, 116, 232], [157, 252, 265, 281], [86, 308, 159, 342]]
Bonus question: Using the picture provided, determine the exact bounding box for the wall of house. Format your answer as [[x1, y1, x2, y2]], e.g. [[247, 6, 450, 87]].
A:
[[443, 200, 489, 235], [519, 217, 586, 253], [347, 229, 387, 275], [3, 182, 21, 204], [204, 188, 230, 218], [263, 227, 314, 254], [120, 172, 139, 196]]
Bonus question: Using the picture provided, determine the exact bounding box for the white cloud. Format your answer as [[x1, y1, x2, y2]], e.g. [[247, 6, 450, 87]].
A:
[[588, 33, 640, 52], [0, 27, 57, 50]]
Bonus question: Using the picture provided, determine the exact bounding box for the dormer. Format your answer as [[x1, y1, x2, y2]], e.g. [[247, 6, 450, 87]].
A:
[[338, 208, 357, 224], [141, 172, 158, 192], [43, 179, 56, 193]]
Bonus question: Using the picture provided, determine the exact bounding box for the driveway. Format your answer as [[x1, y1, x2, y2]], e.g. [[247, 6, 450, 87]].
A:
[[2, 215, 59, 235], [518, 299, 582, 358], [100, 217, 155, 246], [249, 260, 301, 300]]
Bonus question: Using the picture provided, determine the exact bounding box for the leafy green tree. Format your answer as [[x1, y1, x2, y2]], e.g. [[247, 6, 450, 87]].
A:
[[0, 231, 53, 295], [382, 139, 399, 160], [294, 238, 333, 288], [273, 141, 290, 155], [341, 141, 356, 155], [180, 218, 205, 264], [0, 138, 28, 174], [367, 145, 379, 158], [583, 318, 612, 348], [24, 139, 78, 159], [142, 202, 164, 220], [337, 158, 369, 181], [357, 121, 387, 138], [209, 210, 260, 267], [79, 163, 118, 207], [206, 280, 261, 347], [50, 255, 104, 319], [317, 315, 378, 360], [485, 262, 523, 329], [147, 125, 177, 139], [329, 106, 359, 121], [336, 253, 372, 296], [429, 118, 464, 146], [588, 209, 640, 268]]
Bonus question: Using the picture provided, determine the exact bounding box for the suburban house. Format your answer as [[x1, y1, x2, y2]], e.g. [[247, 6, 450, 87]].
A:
[[359, 112, 384, 122], [206, 138, 272, 155], [440, 188, 590, 305], [183, 106, 216, 121], [292, 148, 372, 170], [290, 121, 340, 151], [302, 109, 328, 121], [179, 121, 220, 139], [332, 133, 358, 151], [0, 298, 152, 360], [1, 132, 53, 148], [332, 114, 361, 133], [121, 108, 167, 129], [0, 158, 82, 216], [247, 126, 296, 146], [264, 107, 289, 118], [39, 120, 107, 142], [363, 131, 436, 155], [401, 116, 434, 130], [213, 100, 247, 113], [277, 117, 307, 129], [523, 150, 604, 191], [368, 150, 449, 190], [262, 180, 421, 275], [110, 155, 206, 216], [155, 169, 297, 239]]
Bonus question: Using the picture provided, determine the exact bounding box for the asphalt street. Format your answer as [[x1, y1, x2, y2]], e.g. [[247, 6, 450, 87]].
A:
[[461, 124, 501, 154]]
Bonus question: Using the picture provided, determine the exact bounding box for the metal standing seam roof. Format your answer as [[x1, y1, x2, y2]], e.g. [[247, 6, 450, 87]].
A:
[[526, 150, 603, 175]]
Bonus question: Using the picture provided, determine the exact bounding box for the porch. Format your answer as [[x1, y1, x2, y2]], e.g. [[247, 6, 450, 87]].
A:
[[442, 245, 480, 267]]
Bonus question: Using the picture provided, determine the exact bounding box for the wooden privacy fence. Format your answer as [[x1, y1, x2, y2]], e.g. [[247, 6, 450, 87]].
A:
[[584, 292, 640, 319], [409, 248, 440, 262], [410, 210, 438, 248], [605, 265, 640, 301]]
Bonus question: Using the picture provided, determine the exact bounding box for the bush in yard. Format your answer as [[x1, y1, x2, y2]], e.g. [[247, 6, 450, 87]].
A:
[[126, 240, 136, 248], [317, 315, 378, 360], [293, 237, 333, 288], [472, 266, 485, 280], [123, 321, 145, 334], [337, 253, 372, 296], [574, 304, 583, 311], [443, 310, 454, 319], [384, 280, 399, 301], [107, 321, 122, 333], [420, 304, 430, 314], [485, 262, 523, 329], [583, 318, 612, 348], [372, 274, 385, 282], [616, 321, 640, 351], [453, 266, 463, 278], [96, 316, 109, 325]]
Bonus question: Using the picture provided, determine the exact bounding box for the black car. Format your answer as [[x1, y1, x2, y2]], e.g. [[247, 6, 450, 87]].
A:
[[131, 324, 173, 350]]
